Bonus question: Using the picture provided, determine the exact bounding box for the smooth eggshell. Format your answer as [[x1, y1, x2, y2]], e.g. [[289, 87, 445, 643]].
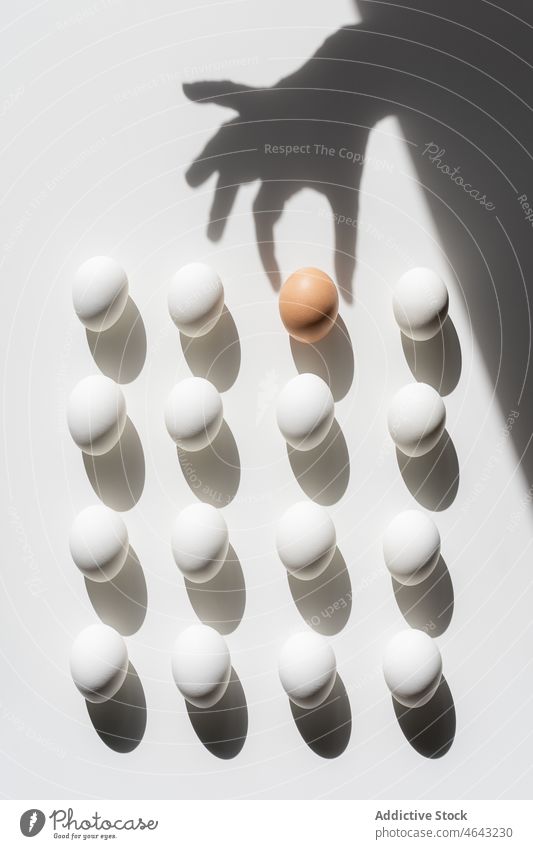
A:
[[383, 628, 442, 708], [72, 256, 129, 332], [70, 623, 128, 703], [168, 262, 224, 338], [387, 382, 446, 457], [279, 267, 339, 343], [276, 501, 336, 580], [165, 377, 223, 451], [393, 267, 449, 341], [383, 510, 440, 586], [67, 375, 127, 456], [172, 624, 231, 708], [279, 631, 337, 709], [171, 503, 229, 583], [277, 373, 334, 451], [69, 505, 129, 582]]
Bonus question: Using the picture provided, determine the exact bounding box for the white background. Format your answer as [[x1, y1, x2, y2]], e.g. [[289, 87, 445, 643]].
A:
[[1, 0, 532, 799]]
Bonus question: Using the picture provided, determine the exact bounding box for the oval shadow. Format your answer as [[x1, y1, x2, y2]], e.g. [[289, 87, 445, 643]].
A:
[[396, 430, 459, 511], [86, 661, 146, 753], [288, 419, 350, 505], [86, 297, 146, 384], [185, 545, 245, 634], [289, 673, 351, 758], [177, 420, 240, 506], [290, 315, 354, 401], [85, 546, 147, 636], [83, 417, 145, 511], [393, 675, 455, 759], [288, 547, 351, 635], [185, 667, 247, 759], [392, 555, 453, 637], [401, 316, 461, 396], [180, 306, 241, 391]]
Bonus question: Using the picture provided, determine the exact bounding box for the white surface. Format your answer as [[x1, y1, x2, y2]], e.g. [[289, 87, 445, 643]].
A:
[[383, 629, 443, 708], [1, 0, 533, 801]]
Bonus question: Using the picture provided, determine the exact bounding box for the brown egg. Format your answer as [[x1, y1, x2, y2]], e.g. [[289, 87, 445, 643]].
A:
[[279, 267, 339, 343]]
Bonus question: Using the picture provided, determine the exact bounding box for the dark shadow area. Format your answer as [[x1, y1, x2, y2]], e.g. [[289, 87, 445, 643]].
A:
[[83, 417, 145, 511], [86, 661, 146, 753], [288, 419, 349, 505], [396, 430, 459, 511], [180, 306, 241, 391], [393, 675, 455, 758], [177, 420, 240, 506], [392, 555, 453, 636], [290, 315, 354, 401], [185, 667, 247, 759], [288, 547, 351, 635], [289, 673, 351, 758], [401, 317, 462, 396], [185, 545, 245, 634], [86, 297, 146, 384], [85, 546, 147, 636], [183, 0, 533, 492]]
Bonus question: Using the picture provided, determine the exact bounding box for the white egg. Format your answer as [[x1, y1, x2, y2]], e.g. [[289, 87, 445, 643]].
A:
[[67, 375, 127, 456], [276, 501, 336, 580], [383, 628, 442, 708], [69, 505, 129, 582], [171, 503, 229, 584], [70, 623, 128, 703], [72, 256, 129, 332], [277, 373, 334, 451], [387, 382, 446, 457], [172, 624, 231, 708], [393, 267, 449, 341], [279, 631, 337, 709], [168, 262, 224, 337], [383, 510, 440, 586], [165, 377, 223, 451]]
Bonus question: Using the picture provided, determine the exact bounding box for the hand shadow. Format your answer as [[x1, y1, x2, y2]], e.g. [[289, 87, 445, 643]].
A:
[[184, 1, 533, 494]]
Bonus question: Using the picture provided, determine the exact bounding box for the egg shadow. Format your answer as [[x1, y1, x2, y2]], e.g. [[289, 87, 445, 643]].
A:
[[86, 661, 146, 753], [290, 315, 354, 401], [288, 548, 351, 635], [401, 316, 462, 396], [396, 430, 459, 511], [185, 545, 245, 634], [289, 673, 351, 758], [185, 667, 247, 759], [86, 297, 146, 384], [288, 419, 349, 505], [177, 420, 240, 506], [393, 675, 455, 759], [392, 555, 453, 637], [83, 417, 145, 511], [180, 306, 241, 391], [85, 546, 147, 636]]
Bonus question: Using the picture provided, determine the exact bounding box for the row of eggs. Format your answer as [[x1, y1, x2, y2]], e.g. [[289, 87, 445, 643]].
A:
[[70, 502, 440, 587], [72, 256, 448, 345], [66, 371, 446, 460], [70, 622, 443, 711]]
